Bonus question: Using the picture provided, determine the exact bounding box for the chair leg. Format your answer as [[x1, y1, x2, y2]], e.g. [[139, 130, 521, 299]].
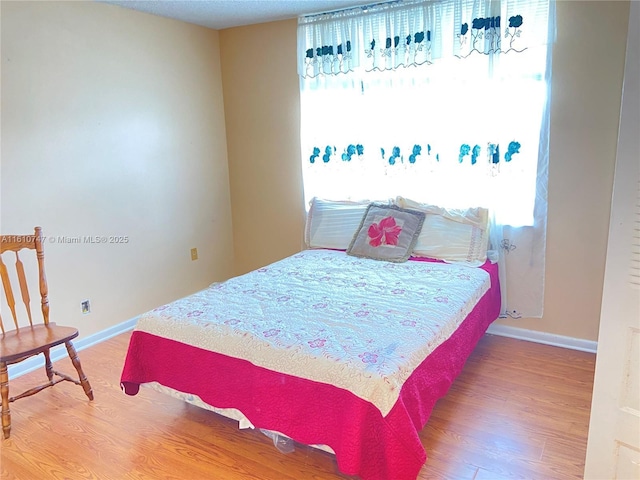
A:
[[43, 349, 54, 382], [65, 341, 93, 401], [0, 362, 10, 439]]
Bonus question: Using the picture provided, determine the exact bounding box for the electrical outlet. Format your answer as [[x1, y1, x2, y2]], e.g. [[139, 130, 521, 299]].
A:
[[191, 248, 198, 261], [81, 299, 91, 315]]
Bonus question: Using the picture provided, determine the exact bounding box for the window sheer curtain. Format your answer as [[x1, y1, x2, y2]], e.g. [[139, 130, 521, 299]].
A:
[[298, 0, 555, 318]]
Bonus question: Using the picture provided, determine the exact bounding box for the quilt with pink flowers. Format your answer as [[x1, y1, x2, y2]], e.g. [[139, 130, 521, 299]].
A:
[[121, 249, 501, 480]]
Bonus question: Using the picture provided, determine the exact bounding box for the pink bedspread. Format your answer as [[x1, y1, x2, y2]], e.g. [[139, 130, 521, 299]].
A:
[[121, 257, 500, 480]]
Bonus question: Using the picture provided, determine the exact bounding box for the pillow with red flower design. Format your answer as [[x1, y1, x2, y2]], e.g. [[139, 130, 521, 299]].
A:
[[347, 204, 425, 263]]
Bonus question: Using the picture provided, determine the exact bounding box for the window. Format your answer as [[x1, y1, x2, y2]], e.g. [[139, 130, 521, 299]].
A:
[[298, 0, 556, 318], [299, 0, 552, 227]]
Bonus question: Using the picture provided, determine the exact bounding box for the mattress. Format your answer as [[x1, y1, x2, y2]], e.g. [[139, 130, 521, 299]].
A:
[[121, 249, 501, 480]]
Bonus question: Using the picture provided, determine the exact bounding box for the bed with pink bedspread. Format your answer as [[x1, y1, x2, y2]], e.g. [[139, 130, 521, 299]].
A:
[[120, 249, 501, 480]]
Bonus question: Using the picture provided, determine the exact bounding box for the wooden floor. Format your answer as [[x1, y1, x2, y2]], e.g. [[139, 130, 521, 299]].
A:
[[0, 332, 595, 480]]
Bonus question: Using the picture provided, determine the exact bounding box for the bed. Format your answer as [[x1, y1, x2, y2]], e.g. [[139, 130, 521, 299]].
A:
[[120, 199, 501, 480]]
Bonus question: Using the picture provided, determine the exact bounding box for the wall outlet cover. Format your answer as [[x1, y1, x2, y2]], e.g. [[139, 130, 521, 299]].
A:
[[81, 300, 91, 314]]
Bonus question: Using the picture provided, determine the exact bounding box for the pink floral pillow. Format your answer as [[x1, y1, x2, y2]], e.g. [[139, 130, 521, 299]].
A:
[[347, 204, 425, 262]]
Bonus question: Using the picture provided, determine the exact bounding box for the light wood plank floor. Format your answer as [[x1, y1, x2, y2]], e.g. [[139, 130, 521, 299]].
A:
[[0, 332, 595, 480]]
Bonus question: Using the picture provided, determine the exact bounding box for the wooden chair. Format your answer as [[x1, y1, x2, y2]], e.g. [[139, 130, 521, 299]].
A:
[[0, 226, 93, 439]]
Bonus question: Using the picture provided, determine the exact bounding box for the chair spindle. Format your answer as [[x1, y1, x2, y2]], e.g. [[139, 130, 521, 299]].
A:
[[0, 256, 19, 330], [15, 252, 33, 327], [34, 228, 49, 325]]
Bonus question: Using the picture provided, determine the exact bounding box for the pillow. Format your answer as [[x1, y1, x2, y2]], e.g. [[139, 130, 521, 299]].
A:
[[305, 197, 376, 250], [395, 196, 490, 265], [347, 204, 425, 263]]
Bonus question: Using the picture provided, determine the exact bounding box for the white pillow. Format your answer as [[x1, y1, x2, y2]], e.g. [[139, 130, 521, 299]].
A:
[[395, 196, 490, 266], [305, 198, 372, 250]]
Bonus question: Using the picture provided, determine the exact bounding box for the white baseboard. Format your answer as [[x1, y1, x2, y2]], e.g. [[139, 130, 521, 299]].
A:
[[7, 317, 138, 380], [8, 318, 596, 379], [486, 324, 598, 353]]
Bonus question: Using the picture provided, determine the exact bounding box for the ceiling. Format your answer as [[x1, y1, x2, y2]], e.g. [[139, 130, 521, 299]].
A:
[[98, 0, 373, 30]]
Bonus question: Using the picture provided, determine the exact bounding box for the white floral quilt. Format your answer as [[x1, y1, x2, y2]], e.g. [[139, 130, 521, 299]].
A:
[[135, 249, 490, 416]]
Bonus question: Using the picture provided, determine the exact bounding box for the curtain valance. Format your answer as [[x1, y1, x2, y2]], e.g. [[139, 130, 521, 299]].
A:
[[298, 0, 554, 78]]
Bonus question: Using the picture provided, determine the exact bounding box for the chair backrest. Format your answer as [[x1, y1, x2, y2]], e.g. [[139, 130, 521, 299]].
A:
[[0, 227, 49, 334]]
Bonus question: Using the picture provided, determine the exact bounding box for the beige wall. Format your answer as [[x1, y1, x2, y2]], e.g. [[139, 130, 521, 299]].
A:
[[1, 1, 235, 337], [220, 2, 630, 341], [1, 1, 629, 343], [492, 0, 629, 340], [219, 20, 305, 276]]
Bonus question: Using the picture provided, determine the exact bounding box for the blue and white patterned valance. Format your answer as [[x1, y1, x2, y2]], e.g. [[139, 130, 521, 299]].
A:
[[298, 0, 554, 77]]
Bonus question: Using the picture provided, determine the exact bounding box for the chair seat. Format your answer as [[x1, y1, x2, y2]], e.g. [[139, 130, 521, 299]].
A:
[[0, 323, 79, 363]]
